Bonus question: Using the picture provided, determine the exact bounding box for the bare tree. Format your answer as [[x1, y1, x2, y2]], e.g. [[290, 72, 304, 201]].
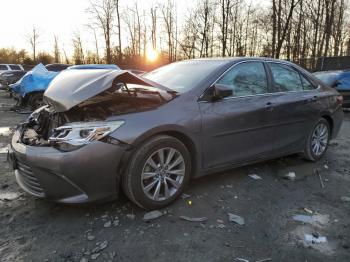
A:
[[114, 0, 122, 61], [27, 26, 40, 62], [53, 35, 60, 63], [161, 0, 176, 62], [72, 31, 85, 64], [87, 0, 115, 63]]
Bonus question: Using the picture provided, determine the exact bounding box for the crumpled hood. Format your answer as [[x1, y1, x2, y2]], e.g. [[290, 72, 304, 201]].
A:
[[44, 69, 172, 112]]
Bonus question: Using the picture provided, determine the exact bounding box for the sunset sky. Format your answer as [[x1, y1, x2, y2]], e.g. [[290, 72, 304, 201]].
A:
[[0, 0, 196, 56]]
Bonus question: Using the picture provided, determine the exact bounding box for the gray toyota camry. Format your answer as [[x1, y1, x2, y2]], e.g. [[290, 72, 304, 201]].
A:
[[8, 58, 343, 210]]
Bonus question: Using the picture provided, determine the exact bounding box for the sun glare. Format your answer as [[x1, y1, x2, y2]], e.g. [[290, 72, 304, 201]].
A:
[[146, 48, 158, 62]]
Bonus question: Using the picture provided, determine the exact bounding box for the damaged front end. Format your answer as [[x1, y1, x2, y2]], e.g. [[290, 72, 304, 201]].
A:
[[10, 69, 176, 203], [18, 105, 124, 152], [18, 69, 176, 151]]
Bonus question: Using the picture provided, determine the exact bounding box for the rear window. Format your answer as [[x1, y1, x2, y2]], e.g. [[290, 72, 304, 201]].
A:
[[9, 65, 21, 70], [0, 65, 8, 70], [269, 63, 303, 92]]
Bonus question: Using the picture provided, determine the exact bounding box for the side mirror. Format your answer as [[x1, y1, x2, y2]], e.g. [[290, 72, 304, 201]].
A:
[[211, 84, 233, 101]]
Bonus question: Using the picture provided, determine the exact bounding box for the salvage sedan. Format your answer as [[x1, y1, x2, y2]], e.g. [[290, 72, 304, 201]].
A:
[[8, 58, 343, 210]]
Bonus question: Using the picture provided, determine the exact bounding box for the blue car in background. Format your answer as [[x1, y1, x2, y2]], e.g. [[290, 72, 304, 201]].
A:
[[11, 63, 120, 110], [314, 70, 350, 108]]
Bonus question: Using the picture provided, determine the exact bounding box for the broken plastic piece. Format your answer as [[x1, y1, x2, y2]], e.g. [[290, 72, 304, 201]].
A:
[[284, 171, 296, 180], [228, 213, 245, 225], [179, 216, 208, 222], [248, 174, 262, 180], [304, 234, 327, 243]]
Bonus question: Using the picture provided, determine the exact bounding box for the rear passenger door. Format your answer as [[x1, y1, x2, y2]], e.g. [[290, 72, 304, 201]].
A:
[[267, 62, 320, 153]]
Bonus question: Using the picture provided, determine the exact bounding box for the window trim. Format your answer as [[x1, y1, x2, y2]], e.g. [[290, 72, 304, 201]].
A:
[[266, 61, 319, 94], [199, 60, 320, 103], [199, 60, 271, 102]]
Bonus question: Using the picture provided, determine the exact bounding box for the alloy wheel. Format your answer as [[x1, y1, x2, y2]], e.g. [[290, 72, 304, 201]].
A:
[[141, 147, 185, 201], [311, 122, 329, 157]]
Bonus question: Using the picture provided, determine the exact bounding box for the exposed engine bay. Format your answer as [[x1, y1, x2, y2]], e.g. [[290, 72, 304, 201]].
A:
[[20, 83, 175, 148]]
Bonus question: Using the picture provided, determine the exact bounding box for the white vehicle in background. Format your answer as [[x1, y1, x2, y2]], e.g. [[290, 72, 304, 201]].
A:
[[0, 64, 24, 73]]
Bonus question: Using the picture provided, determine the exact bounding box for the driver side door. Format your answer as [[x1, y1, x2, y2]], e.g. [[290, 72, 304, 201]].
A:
[[199, 61, 279, 169]]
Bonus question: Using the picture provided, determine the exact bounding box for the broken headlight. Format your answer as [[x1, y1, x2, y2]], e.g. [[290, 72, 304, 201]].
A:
[[49, 120, 124, 150]]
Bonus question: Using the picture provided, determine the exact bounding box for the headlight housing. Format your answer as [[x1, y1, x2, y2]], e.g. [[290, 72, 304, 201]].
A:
[[49, 120, 124, 149]]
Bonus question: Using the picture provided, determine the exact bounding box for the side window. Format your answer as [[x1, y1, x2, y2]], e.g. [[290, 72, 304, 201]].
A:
[[216, 62, 268, 97], [0, 65, 8, 70], [300, 74, 317, 90], [269, 63, 303, 92]]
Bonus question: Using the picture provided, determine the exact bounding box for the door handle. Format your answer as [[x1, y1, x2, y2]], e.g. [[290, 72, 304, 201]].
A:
[[306, 96, 318, 102], [265, 102, 274, 111]]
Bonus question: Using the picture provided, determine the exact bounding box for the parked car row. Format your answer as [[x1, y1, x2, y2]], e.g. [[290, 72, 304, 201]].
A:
[[0, 63, 24, 73], [313, 70, 350, 108], [6, 57, 344, 210]]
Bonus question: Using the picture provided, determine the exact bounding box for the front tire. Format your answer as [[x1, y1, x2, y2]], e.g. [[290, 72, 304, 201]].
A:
[[122, 135, 191, 210], [303, 118, 330, 161]]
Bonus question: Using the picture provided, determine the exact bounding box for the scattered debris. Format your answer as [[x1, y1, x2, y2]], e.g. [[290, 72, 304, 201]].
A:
[[315, 169, 325, 188], [0, 127, 11, 136], [0, 146, 8, 154], [284, 172, 296, 181], [92, 240, 109, 255], [249, 174, 262, 180], [340, 196, 350, 202], [255, 259, 272, 262], [99, 240, 108, 250], [228, 213, 245, 226], [0, 192, 20, 201], [217, 224, 225, 229], [143, 210, 166, 221], [304, 234, 327, 243], [304, 208, 313, 214], [180, 193, 191, 199], [179, 216, 208, 222], [324, 165, 329, 169], [113, 216, 120, 226], [292, 214, 330, 227], [91, 253, 100, 260], [86, 234, 95, 241], [126, 213, 135, 220], [235, 258, 249, 262], [103, 221, 112, 228]]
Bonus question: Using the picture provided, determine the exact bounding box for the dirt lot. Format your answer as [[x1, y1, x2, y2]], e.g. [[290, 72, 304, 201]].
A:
[[0, 89, 349, 262]]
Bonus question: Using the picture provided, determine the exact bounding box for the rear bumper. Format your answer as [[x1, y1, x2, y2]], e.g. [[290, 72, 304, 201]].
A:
[[9, 130, 127, 204]]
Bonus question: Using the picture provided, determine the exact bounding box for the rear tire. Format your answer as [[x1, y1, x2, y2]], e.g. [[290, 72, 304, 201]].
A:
[[122, 135, 191, 210], [303, 118, 330, 161]]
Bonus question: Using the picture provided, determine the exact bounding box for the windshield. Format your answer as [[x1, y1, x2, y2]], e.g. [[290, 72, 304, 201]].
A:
[[143, 60, 228, 92]]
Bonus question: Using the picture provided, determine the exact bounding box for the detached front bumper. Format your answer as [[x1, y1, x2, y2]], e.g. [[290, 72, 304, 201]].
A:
[[9, 130, 127, 203]]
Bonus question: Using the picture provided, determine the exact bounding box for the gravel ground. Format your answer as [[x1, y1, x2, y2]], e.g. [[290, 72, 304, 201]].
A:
[[0, 90, 349, 262]]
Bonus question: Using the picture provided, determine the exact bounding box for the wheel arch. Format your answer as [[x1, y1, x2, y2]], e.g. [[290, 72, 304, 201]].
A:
[[321, 114, 334, 136], [131, 128, 199, 178]]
